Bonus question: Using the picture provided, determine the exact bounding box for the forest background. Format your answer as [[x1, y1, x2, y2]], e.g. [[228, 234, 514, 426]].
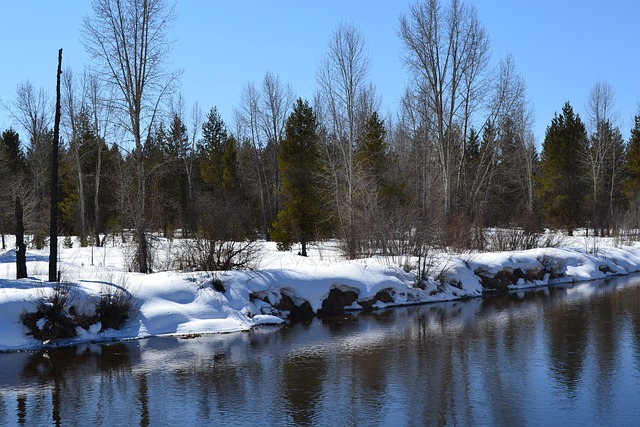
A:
[[1, 0, 640, 275]]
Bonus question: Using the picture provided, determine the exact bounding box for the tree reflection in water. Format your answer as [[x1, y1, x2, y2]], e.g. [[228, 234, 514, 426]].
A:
[[2, 275, 640, 425]]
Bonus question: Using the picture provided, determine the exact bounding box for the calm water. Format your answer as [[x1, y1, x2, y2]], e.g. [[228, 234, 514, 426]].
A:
[[3, 276, 640, 426]]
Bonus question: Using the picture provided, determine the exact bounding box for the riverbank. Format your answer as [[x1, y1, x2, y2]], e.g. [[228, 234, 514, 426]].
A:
[[1, 235, 640, 351]]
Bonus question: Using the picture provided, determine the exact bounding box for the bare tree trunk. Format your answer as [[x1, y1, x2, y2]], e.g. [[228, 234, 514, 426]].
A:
[[94, 138, 102, 245], [49, 49, 62, 283], [83, 0, 178, 273], [262, 71, 295, 222], [72, 141, 87, 246], [62, 67, 88, 247], [399, 0, 490, 217], [316, 23, 371, 259], [15, 196, 27, 279]]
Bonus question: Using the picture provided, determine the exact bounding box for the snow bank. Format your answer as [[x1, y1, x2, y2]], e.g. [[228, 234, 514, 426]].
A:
[[1, 238, 640, 352]]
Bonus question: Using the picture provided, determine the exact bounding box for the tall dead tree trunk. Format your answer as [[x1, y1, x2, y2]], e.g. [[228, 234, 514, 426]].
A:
[[49, 48, 62, 283]]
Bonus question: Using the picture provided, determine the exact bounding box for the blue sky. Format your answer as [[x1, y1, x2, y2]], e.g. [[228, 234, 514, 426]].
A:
[[1, 1, 639, 146]]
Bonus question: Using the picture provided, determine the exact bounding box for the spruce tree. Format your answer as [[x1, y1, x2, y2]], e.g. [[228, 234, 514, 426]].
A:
[[198, 107, 227, 193], [537, 102, 589, 235], [271, 99, 328, 256], [356, 112, 388, 186], [624, 115, 640, 198], [0, 128, 27, 175]]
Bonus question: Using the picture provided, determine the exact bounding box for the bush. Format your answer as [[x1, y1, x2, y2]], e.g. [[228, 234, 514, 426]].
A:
[[178, 237, 260, 271], [63, 235, 73, 249], [95, 286, 136, 331], [21, 283, 137, 343], [20, 285, 78, 341]]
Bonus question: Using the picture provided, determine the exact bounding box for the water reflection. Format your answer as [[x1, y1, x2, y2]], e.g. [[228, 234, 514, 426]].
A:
[[2, 276, 640, 425]]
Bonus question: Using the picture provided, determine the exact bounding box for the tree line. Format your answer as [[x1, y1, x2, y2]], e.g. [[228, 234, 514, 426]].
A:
[[2, 0, 640, 273]]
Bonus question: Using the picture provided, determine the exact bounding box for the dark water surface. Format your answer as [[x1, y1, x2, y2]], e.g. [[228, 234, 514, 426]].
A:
[[2, 275, 640, 426]]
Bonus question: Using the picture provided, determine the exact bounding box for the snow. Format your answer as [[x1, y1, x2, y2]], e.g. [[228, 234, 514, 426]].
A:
[[1, 234, 640, 352]]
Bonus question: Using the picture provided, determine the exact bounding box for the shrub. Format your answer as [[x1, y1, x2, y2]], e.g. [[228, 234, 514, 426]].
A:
[[20, 285, 78, 341], [198, 275, 226, 293], [63, 235, 73, 249], [178, 237, 260, 271], [95, 286, 136, 331], [21, 283, 137, 343]]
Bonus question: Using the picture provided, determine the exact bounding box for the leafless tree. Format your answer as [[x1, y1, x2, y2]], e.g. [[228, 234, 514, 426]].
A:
[[260, 71, 295, 218], [7, 81, 53, 247], [235, 81, 270, 237], [61, 67, 88, 245], [585, 80, 624, 235], [316, 22, 372, 258], [182, 99, 201, 236], [87, 73, 114, 246], [467, 55, 532, 213], [398, 0, 490, 215], [83, 0, 179, 272]]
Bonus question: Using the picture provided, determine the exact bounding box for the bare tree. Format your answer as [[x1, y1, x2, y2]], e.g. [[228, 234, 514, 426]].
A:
[[87, 73, 114, 246], [183, 99, 201, 236], [585, 80, 624, 235], [260, 71, 295, 219], [316, 22, 371, 258], [83, 0, 179, 272], [235, 81, 270, 237], [64, 70, 113, 247], [8, 81, 53, 248], [398, 0, 490, 216], [466, 55, 532, 215], [61, 67, 89, 246]]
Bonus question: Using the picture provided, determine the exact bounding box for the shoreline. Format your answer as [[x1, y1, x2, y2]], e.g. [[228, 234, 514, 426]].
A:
[[1, 242, 640, 353]]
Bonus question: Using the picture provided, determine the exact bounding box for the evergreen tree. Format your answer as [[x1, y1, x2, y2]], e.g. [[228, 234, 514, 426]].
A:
[[222, 135, 239, 195], [0, 129, 26, 248], [491, 116, 526, 225], [537, 102, 589, 235], [195, 107, 252, 241], [624, 116, 640, 198], [0, 128, 27, 176], [356, 112, 388, 186], [198, 107, 227, 192], [271, 99, 328, 256]]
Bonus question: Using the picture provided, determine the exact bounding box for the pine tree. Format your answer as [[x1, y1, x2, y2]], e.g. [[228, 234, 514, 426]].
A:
[[271, 99, 328, 256], [356, 112, 388, 187], [624, 116, 640, 198], [198, 107, 227, 192], [537, 102, 589, 235], [0, 129, 26, 249], [0, 128, 27, 176]]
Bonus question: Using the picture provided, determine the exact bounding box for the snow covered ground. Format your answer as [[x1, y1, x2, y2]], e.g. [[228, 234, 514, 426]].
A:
[[1, 232, 640, 352]]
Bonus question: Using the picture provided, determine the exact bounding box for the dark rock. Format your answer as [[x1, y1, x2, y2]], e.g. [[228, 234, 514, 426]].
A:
[[274, 293, 314, 321], [524, 267, 545, 281], [359, 289, 394, 311], [475, 268, 512, 292], [599, 264, 613, 274], [317, 288, 359, 317]]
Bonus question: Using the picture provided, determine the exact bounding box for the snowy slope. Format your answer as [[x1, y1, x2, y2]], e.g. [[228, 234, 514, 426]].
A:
[[1, 236, 640, 351]]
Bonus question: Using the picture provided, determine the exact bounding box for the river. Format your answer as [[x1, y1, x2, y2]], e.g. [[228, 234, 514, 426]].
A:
[[2, 275, 640, 426]]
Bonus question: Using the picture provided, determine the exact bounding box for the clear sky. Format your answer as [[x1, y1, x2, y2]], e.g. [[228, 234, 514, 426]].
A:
[[1, 1, 639, 147]]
